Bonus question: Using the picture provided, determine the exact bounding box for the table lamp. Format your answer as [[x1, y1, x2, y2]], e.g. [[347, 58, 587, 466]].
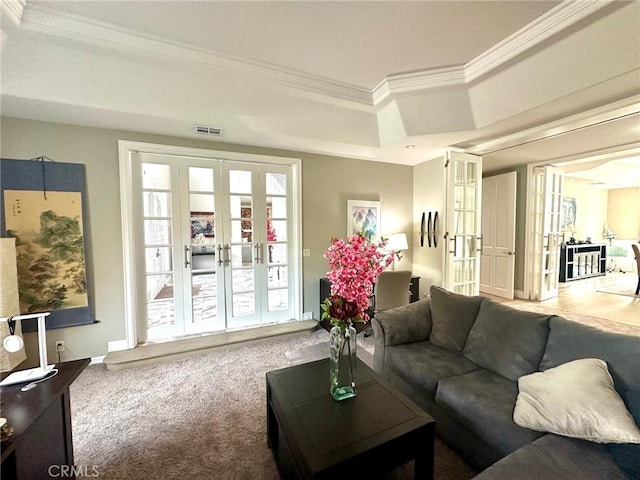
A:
[[385, 233, 409, 271], [0, 238, 54, 387]]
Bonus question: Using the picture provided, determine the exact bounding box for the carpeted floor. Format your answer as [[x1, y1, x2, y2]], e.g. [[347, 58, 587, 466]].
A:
[[70, 330, 476, 480], [70, 296, 638, 479]]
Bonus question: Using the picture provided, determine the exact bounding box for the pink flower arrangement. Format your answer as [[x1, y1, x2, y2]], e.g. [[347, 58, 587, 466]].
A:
[[321, 232, 395, 328]]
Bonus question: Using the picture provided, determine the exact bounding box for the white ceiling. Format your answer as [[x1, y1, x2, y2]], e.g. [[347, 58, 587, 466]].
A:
[[1, 0, 639, 167], [26, 0, 558, 89]]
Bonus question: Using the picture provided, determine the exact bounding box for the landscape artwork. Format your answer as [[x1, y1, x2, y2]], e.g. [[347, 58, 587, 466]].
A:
[[347, 200, 380, 243], [561, 196, 577, 230], [4, 189, 89, 313]]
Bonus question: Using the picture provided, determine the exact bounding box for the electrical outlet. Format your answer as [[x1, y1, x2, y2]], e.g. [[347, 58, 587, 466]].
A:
[[302, 248, 311, 257], [302, 311, 313, 320], [56, 340, 65, 352]]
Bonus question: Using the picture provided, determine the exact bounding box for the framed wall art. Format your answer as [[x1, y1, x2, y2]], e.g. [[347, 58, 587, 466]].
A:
[[1, 158, 95, 331], [561, 197, 577, 230], [347, 200, 380, 242]]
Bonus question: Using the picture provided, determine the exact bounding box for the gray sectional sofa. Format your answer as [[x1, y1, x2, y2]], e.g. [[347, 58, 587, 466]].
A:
[[371, 286, 640, 479]]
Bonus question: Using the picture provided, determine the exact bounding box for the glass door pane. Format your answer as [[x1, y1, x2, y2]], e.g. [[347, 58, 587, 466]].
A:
[[141, 162, 178, 340], [265, 171, 289, 315], [223, 164, 261, 328], [185, 166, 224, 334]]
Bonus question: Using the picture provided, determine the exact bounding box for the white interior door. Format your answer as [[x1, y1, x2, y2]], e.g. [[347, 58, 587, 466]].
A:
[[445, 151, 483, 295], [532, 166, 564, 301], [480, 172, 516, 298]]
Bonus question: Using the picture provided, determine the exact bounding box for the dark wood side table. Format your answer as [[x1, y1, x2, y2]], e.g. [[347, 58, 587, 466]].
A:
[[266, 358, 434, 479], [1, 358, 90, 480]]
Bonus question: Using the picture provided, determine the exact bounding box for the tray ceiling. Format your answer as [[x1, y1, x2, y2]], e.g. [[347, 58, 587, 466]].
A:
[[1, 0, 639, 167]]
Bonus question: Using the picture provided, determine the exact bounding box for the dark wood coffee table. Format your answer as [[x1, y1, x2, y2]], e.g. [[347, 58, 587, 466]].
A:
[[266, 358, 434, 479]]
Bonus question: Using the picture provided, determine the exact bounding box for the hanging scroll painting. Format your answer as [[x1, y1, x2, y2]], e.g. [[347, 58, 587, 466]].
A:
[[0, 158, 95, 330]]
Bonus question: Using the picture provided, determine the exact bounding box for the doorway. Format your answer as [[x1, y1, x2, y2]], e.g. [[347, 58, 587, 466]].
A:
[[523, 150, 640, 303]]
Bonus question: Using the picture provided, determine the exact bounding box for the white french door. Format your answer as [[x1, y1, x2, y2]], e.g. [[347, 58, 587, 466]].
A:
[[444, 151, 483, 295], [134, 154, 295, 341], [221, 162, 294, 330], [531, 166, 564, 301]]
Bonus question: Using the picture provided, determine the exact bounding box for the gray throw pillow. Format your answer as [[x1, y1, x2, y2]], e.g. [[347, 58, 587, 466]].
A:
[[428, 286, 484, 352], [463, 300, 551, 381]]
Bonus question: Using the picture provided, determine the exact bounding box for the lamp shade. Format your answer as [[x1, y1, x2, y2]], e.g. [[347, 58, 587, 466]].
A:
[[386, 233, 408, 251], [0, 238, 26, 372]]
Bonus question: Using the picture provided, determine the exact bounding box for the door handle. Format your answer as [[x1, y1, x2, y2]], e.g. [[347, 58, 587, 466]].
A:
[[217, 245, 224, 267], [184, 245, 190, 268], [224, 244, 231, 266], [254, 243, 261, 264], [503, 251, 515, 256], [449, 235, 458, 255]]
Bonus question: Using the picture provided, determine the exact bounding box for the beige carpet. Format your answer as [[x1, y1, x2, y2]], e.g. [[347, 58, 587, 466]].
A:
[[70, 330, 475, 480]]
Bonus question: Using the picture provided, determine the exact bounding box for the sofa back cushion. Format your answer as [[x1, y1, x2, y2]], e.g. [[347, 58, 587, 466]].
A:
[[463, 300, 551, 381], [541, 316, 640, 399], [541, 316, 640, 478], [428, 286, 484, 352]]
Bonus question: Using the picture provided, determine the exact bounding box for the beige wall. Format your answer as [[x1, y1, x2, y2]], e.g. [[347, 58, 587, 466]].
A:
[[607, 187, 640, 241], [563, 178, 608, 242], [0, 116, 413, 364], [412, 156, 446, 297]]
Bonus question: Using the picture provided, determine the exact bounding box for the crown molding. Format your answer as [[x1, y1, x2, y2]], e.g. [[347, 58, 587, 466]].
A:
[[465, 0, 613, 82], [372, 66, 466, 105], [466, 95, 640, 155], [20, 2, 373, 106], [1, 0, 26, 25], [15, 0, 615, 108], [370, 0, 612, 105]]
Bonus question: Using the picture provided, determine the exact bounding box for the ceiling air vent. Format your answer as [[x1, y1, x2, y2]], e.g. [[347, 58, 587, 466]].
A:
[[193, 124, 223, 136]]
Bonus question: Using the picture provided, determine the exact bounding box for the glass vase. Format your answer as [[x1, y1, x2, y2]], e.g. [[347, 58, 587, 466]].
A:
[[329, 322, 357, 401]]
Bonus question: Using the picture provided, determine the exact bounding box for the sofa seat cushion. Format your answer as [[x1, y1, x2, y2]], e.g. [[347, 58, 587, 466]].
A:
[[385, 341, 481, 398], [435, 369, 543, 457], [428, 286, 484, 352], [463, 299, 551, 381], [472, 434, 628, 480]]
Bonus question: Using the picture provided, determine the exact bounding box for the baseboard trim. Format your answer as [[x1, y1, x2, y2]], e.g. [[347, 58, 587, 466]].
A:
[[514, 289, 526, 299], [103, 320, 317, 371], [107, 339, 128, 352], [90, 355, 105, 364]]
